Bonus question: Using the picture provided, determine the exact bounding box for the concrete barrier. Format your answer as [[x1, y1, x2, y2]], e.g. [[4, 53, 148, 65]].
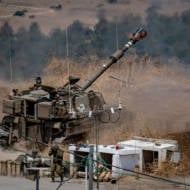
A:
[[0, 161, 8, 176], [0, 160, 21, 176]]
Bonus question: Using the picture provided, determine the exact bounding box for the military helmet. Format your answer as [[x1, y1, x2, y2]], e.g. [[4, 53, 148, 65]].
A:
[[35, 76, 42, 85], [32, 149, 38, 155]]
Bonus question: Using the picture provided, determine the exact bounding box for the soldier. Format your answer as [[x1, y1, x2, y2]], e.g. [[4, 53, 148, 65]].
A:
[[34, 76, 42, 90], [25, 149, 41, 181], [31, 149, 41, 167], [49, 144, 64, 182]]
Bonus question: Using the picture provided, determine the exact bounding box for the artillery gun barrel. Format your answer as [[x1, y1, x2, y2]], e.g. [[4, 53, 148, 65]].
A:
[[81, 28, 147, 91]]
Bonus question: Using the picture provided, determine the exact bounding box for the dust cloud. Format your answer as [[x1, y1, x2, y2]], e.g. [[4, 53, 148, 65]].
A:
[[38, 56, 190, 144], [88, 56, 190, 142]]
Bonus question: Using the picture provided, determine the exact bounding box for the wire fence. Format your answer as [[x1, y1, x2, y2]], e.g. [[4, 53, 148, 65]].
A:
[[0, 142, 190, 190]]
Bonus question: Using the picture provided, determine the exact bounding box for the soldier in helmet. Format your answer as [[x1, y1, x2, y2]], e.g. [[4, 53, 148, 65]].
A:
[[33, 76, 42, 90], [26, 149, 41, 180], [48, 144, 64, 182], [31, 149, 41, 167]]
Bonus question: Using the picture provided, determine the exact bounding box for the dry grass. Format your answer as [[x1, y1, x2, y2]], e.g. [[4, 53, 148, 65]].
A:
[[1, 56, 190, 177], [41, 56, 190, 138], [166, 132, 190, 176], [1, 55, 190, 137]]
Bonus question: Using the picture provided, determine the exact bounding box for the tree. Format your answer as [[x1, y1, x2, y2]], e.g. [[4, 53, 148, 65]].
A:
[[0, 22, 14, 79]]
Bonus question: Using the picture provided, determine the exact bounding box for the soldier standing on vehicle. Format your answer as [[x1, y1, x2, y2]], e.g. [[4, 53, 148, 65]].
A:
[[48, 144, 64, 182]]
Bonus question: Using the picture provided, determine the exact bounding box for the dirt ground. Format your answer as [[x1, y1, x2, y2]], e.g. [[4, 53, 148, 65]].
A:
[[0, 174, 189, 190]]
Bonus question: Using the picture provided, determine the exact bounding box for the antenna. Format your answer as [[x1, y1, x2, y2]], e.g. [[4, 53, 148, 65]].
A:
[[8, 30, 13, 82], [115, 19, 119, 50], [66, 26, 69, 59], [65, 26, 72, 113], [9, 37, 13, 82], [109, 75, 126, 109]]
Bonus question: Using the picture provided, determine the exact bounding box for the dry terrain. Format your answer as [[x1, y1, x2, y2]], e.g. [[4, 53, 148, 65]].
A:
[[0, 0, 189, 34], [0, 0, 190, 189], [1, 57, 190, 141], [0, 175, 189, 190]]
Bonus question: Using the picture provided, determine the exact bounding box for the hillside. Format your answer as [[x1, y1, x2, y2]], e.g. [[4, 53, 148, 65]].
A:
[[0, 0, 189, 34], [0, 0, 189, 80]]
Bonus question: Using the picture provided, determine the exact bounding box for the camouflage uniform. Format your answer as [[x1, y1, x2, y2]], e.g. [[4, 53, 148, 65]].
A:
[[48, 144, 64, 182], [26, 149, 41, 181]]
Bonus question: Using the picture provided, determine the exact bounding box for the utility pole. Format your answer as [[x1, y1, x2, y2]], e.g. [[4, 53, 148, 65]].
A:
[[88, 145, 94, 190], [95, 116, 99, 190], [8, 34, 13, 82]]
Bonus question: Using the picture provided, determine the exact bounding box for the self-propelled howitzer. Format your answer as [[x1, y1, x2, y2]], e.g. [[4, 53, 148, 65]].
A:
[[1, 28, 147, 145]]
